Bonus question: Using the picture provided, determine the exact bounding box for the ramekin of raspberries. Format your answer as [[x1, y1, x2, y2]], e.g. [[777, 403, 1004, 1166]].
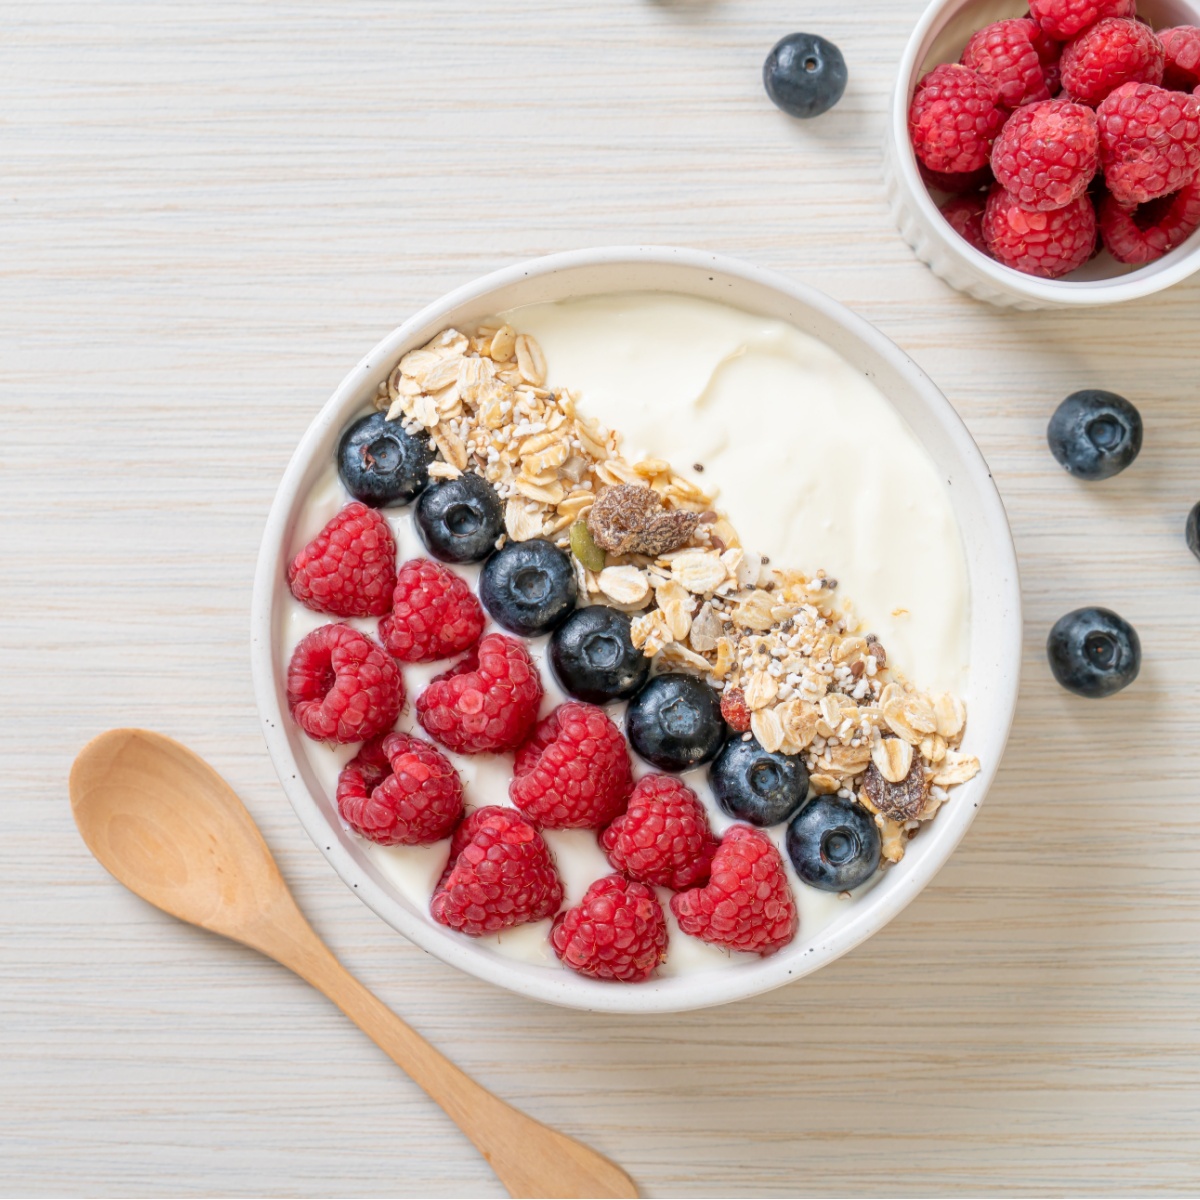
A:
[[891, 0, 1200, 303]]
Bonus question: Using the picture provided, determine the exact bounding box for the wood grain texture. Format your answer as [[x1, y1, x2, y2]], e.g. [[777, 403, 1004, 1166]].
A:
[[2, 0, 1199, 1196]]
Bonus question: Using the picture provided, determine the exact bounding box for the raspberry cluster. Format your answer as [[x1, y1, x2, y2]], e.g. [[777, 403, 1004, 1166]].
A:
[[908, 3, 1200, 273], [283, 493, 804, 983]]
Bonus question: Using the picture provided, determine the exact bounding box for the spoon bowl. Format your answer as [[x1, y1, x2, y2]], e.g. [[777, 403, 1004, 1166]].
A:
[[69, 728, 637, 1200], [70, 728, 282, 948]]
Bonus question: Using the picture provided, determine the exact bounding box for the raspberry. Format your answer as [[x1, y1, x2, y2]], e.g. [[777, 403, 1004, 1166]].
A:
[[336, 732, 463, 845], [1030, 21, 1064, 68], [991, 99, 1099, 209], [510, 702, 632, 830], [600, 774, 719, 891], [1099, 176, 1200, 260], [1028, 0, 1135, 42], [919, 161, 994, 194], [961, 19, 1051, 108], [670, 826, 797, 956], [287, 502, 396, 618], [1097, 82, 1200, 204], [982, 184, 1097, 276], [1160, 26, 1200, 91], [940, 193, 991, 253], [550, 875, 667, 983], [378, 558, 484, 664], [719, 686, 751, 733], [431, 805, 563, 937], [1061, 18, 1165, 106], [415, 632, 543, 755], [908, 64, 1006, 174], [287, 624, 404, 743]]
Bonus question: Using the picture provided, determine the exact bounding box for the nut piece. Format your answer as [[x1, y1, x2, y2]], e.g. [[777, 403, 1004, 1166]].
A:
[[871, 737, 914, 784], [862, 751, 929, 820], [587, 484, 700, 556]]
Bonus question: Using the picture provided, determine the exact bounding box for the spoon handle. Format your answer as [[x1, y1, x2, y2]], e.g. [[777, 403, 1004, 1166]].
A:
[[264, 913, 637, 1200]]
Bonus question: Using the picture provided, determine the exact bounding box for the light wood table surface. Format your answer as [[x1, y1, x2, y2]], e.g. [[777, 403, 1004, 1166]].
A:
[[4, 1, 1199, 1196]]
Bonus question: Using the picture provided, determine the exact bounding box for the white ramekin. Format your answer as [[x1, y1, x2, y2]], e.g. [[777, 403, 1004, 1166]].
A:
[[250, 246, 1022, 1013], [885, 0, 1200, 309]]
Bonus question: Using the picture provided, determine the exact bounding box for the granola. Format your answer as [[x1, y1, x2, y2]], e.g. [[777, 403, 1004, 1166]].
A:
[[376, 322, 981, 864]]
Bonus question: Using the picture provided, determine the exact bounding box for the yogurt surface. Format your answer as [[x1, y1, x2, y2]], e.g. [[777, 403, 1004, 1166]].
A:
[[281, 290, 972, 976]]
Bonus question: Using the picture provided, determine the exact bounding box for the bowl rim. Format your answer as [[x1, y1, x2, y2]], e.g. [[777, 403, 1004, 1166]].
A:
[[251, 244, 1023, 1013], [890, 0, 1200, 306]]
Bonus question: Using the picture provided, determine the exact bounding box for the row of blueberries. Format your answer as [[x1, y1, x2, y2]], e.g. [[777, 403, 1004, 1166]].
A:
[[1045, 388, 1199, 699], [334, 408, 881, 893]]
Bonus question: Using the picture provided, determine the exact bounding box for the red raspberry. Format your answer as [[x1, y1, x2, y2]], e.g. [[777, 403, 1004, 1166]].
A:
[[1061, 19, 1165, 106], [719, 686, 751, 733], [961, 19, 1051, 108], [336, 732, 463, 846], [510, 702, 632, 830], [670, 826, 797, 956], [1043, 59, 1063, 95], [287, 502, 396, 618], [1029, 20, 1064, 68], [919, 161, 994, 194], [416, 632, 542, 755], [550, 875, 667, 983], [600, 774, 719, 891], [1028, 0, 1135, 42], [1160, 26, 1200, 91], [982, 184, 1097, 276], [908, 64, 1006, 174], [939, 193, 991, 253], [991, 99, 1099, 209], [286, 624, 404, 743], [431, 805, 563, 937], [1099, 176, 1200, 260], [1097, 82, 1200, 204], [378, 558, 484, 664]]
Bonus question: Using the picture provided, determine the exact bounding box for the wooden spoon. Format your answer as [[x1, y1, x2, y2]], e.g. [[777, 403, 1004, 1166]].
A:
[[69, 728, 637, 1200]]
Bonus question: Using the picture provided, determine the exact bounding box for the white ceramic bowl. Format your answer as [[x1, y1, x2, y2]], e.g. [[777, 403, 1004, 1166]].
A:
[[885, 0, 1200, 309], [251, 246, 1022, 1013]]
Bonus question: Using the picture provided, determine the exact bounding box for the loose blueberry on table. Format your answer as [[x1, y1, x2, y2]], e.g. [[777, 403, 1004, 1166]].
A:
[[1187, 501, 1200, 562], [338, 411, 435, 507], [787, 797, 882, 894], [548, 605, 649, 704], [479, 538, 578, 636], [763, 33, 847, 119], [1047, 389, 1143, 480], [1047, 606, 1141, 697], [709, 735, 809, 827], [415, 472, 504, 563]]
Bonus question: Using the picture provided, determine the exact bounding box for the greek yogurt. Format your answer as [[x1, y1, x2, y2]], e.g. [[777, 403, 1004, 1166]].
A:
[[281, 291, 971, 976]]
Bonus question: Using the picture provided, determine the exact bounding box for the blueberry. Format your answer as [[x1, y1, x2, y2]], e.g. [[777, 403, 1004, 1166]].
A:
[[415, 473, 504, 563], [786, 797, 880, 893], [549, 606, 650, 704], [763, 33, 848, 119], [1187, 502, 1200, 563], [1047, 390, 1143, 481], [1047, 606, 1141, 698], [479, 539, 577, 637], [625, 673, 724, 772], [337, 411, 435, 507], [710, 736, 809, 827]]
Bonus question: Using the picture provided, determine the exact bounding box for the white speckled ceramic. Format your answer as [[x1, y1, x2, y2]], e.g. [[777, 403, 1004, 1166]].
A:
[[885, 0, 1200, 309], [251, 246, 1021, 1012]]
